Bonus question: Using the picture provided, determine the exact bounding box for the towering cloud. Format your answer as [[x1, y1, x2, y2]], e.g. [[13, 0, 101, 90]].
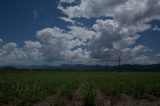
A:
[[0, 0, 160, 65], [58, 0, 160, 64]]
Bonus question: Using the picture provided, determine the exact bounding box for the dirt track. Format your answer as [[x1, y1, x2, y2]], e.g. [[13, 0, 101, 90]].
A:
[[33, 89, 160, 106]]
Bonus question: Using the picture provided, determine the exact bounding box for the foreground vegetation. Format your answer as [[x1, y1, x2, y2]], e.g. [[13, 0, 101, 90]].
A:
[[0, 71, 160, 106]]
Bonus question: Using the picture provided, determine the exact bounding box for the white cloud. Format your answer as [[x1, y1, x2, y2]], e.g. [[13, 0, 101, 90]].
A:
[[36, 27, 74, 61], [121, 45, 151, 59], [0, 25, 95, 65], [33, 10, 38, 19], [68, 26, 95, 42], [1, 0, 160, 65], [35, 27, 92, 62], [59, 17, 75, 23], [0, 39, 3, 45], [24, 41, 42, 49], [129, 55, 150, 65], [153, 25, 160, 31], [152, 53, 160, 64], [60, 0, 75, 3], [2, 43, 17, 51], [156, 53, 160, 57], [59, 0, 160, 22], [88, 18, 153, 65], [113, 37, 137, 50], [62, 48, 90, 60], [24, 41, 42, 61], [37, 27, 79, 48], [91, 19, 139, 51], [0, 43, 27, 65]]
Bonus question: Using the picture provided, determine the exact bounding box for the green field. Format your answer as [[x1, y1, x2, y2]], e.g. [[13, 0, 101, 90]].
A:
[[0, 71, 160, 106]]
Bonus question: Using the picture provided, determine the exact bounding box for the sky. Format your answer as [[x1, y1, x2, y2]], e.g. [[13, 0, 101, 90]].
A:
[[0, 0, 160, 66]]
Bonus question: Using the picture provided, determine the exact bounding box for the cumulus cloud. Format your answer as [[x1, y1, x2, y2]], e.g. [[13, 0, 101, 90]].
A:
[[121, 45, 151, 63], [129, 55, 150, 65], [59, 0, 160, 22], [0, 43, 27, 65], [24, 41, 42, 61], [57, 0, 160, 65], [68, 26, 95, 42], [36, 27, 92, 62], [36, 27, 74, 61], [62, 48, 90, 60], [0, 25, 95, 65], [1, 0, 160, 65], [2, 43, 17, 51], [90, 19, 141, 57]]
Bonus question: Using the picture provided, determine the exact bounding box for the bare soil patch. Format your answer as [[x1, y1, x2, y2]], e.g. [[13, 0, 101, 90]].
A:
[[34, 83, 84, 106], [2, 90, 160, 106], [71, 84, 84, 106], [95, 89, 160, 106], [95, 89, 111, 106]]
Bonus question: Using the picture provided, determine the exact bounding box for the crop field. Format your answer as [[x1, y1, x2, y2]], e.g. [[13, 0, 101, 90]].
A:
[[0, 71, 160, 106]]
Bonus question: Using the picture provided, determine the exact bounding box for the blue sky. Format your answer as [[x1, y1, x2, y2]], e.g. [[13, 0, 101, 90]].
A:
[[0, 0, 64, 45], [0, 0, 160, 66]]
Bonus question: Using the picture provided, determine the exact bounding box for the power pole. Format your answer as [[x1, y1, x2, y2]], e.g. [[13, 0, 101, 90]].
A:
[[118, 56, 121, 72]]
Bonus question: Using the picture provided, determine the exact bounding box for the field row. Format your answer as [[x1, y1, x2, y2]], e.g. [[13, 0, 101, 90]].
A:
[[0, 72, 160, 106]]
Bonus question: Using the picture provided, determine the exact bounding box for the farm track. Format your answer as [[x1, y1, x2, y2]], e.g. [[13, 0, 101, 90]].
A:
[[114, 94, 160, 106], [34, 89, 160, 106], [34, 82, 84, 106], [95, 89, 160, 106], [34, 95, 57, 106], [71, 83, 84, 106], [1, 89, 160, 106], [95, 89, 111, 106]]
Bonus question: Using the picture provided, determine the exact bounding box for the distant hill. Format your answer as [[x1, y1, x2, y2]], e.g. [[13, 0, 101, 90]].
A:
[[0, 63, 160, 71]]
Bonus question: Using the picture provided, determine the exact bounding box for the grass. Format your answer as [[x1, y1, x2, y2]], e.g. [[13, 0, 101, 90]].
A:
[[93, 72, 160, 98], [0, 71, 160, 105], [82, 79, 96, 106]]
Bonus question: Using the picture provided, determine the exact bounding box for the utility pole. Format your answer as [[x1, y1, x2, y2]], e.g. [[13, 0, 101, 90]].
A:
[[118, 56, 121, 72]]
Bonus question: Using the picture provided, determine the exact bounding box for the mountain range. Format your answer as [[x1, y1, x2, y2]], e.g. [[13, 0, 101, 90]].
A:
[[0, 63, 160, 71]]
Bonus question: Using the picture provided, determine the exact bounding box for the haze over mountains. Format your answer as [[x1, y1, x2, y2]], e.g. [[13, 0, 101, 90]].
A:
[[1, 63, 160, 71]]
